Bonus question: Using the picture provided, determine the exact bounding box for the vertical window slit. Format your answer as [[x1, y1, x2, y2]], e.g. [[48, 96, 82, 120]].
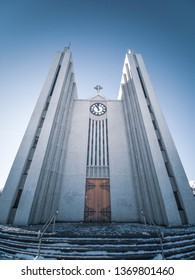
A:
[[87, 119, 91, 166], [106, 119, 109, 166], [99, 121, 101, 166], [102, 120, 105, 166], [91, 120, 94, 165], [49, 65, 61, 97], [174, 191, 183, 211], [12, 190, 22, 209], [136, 67, 148, 99], [95, 121, 97, 166]]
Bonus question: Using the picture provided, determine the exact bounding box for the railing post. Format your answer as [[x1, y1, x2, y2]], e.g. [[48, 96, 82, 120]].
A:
[[140, 209, 165, 259], [52, 210, 58, 233], [37, 237, 42, 258], [141, 209, 147, 230], [35, 210, 58, 259]]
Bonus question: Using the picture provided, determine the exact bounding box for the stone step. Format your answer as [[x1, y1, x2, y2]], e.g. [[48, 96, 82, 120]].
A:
[[1, 226, 195, 240], [0, 236, 195, 260], [1, 237, 195, 260], [0, 243, 159, 260], [0, 238, 162, 252], [0, 223, 195, 260], [0, 232, 160, 245], [1, 232, 195, 249], [1, 231, 195, 250]]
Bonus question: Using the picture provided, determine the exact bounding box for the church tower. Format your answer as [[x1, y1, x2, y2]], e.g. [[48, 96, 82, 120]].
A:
[[0, 47, 194, 226]]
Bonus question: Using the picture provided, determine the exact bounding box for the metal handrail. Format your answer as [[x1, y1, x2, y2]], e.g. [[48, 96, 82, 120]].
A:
[[36, 209, 58, 259], [141, 210, 165, 259]]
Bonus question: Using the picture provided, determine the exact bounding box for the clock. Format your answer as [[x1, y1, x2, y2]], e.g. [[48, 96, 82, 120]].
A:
[[90, 103, 107, 116]]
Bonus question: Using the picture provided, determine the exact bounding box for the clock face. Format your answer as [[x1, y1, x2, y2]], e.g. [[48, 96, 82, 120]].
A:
[[90, 103, 107, 116]]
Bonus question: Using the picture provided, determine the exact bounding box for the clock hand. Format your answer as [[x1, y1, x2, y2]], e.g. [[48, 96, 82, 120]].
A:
[[95, 103, 100, 111]]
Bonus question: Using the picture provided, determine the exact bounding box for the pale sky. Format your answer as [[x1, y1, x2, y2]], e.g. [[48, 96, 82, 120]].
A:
[[0, 0, 195, 189]]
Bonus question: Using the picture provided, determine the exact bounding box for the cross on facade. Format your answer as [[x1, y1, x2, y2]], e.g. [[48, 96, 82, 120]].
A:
[[94, 85, 103, 93]]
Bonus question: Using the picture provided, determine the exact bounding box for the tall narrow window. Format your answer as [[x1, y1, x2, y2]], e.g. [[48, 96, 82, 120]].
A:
[[106, 119, 109, 166], [99, 121, 101, 166], [12, 190, 22, 209], [91, 120, 94, 165], [136, 67, 148, 99], [86, 118, 110, 178], [102, 120, 105, 166], [87, 119, 91, 166], [49, 65, 61, 96], [95, 121, 98, 166]]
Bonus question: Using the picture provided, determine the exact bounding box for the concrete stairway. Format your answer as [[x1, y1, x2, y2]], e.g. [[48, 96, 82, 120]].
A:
[[0, 223, 195, 260]]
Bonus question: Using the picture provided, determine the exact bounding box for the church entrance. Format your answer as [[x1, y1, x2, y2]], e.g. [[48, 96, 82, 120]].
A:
[[84, 178, 111, 222]]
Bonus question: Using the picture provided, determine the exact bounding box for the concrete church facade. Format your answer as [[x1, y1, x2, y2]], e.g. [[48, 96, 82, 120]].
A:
[[0, 48, 195, 226]]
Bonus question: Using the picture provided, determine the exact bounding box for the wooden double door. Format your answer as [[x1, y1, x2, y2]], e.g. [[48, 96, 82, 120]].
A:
[[84, 178, 111, 222]]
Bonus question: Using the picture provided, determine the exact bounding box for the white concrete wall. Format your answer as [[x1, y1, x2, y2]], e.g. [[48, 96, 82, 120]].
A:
[[57, 98, 140, 222], [135, 53, 195, 225], [57, 100, 89, 221], [14, 50, 73, 225], [0, 51, 63, 224], [125, 52, 182, 225], [108, 101, 140, 222]]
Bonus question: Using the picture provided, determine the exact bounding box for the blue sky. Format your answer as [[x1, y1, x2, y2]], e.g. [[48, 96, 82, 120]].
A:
[[0, 0, 195, 188]]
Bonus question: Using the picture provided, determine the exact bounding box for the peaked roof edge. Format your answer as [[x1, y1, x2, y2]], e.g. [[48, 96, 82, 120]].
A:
[[87, 93, 110, 101]]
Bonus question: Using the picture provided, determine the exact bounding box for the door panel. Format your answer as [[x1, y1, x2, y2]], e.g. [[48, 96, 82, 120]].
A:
[[84, 178, 111, 222]]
